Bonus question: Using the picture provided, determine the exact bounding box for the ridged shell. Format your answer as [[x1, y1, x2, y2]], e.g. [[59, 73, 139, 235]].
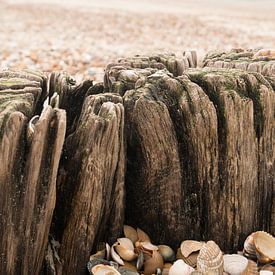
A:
[[144, 250, 164, 275], [261, 264, 275, 273], [181, 240, 204, 257], [158, 245, 176, 262], [197, 241, 223, 274], [241, 260, 259, 275], [223, 254, 248, 275], [243, 233, 256, 257], [137, 228, 151, 242], [91, 264, 121, 275], [124, 225, 138, 244], [169, 259, 194, 275], [254, 231, 275, 263], [176, 248, 198, 268]]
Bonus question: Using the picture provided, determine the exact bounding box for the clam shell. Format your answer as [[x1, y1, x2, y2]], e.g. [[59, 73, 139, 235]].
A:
[[111, 243, 124, 265], [243, 233, 256, 257], [144, 250, 164, 275], [158, 245, 176, 262], [261, 264, 275, 273], [136, 251, 144, 270], [223, 254, 248, 275], [140, 241, 159, 252], [181, 240, 204, 258], [124, 225, 138, 244], [137, 228, 151, 242], [116, 238, 137, 261], [254, 231, 275, 263], [259, 271, 273, 275], [118, 267, 139, 275], [176, 248, 198, 268], [91, 264, 121, 275], [169, 259, 194, 275], [241, 259, 258, 275], [197, 241, 223, 274]]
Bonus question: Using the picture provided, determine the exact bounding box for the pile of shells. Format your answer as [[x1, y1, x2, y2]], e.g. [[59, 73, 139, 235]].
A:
[[87, 227, 275, 275]]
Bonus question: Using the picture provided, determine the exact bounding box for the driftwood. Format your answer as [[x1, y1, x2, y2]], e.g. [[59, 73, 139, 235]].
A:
[[0, 70, 66, 274], [203, 49, 275, 236], [0, 49, 274, 274]]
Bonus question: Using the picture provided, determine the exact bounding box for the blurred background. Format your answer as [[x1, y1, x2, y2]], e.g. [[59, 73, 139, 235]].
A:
[[0, 0, 275, 81]]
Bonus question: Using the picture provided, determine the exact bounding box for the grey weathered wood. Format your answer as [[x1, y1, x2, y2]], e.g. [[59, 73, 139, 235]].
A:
[[53, 93, 125, 275], [0, 70, 66, 274]]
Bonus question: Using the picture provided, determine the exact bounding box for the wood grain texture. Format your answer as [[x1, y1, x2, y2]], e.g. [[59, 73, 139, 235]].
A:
[[54, 93, 125, 275], [0, 70, 66, 274]]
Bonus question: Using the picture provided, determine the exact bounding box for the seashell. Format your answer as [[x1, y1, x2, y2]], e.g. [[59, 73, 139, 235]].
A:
[[136, 251, 144, 270], [124, 225, 138, 244], [260, 263, 275, 273], [156, 268, 162, 275], [158, 245, 176, 262], [176, 248, 198, 268], [91, 264, 121, 275], [190, 272, 203, 275], [144, 250, 164, 275], [197, 241, 223, 275], [137, 241, 159, 252], [26, 115, 39, 143], [169, 259, 194, 275], [223, 254, 248, 275], [241, 259, 258, 275], [115, 238, 137, 261], [181, 240, 204, 258], [243, 233, 256, 258], [111, 243, 124, 265], [259, 271, 273, 275], [137, 228, 151, 242], [118, 267, 139, 275], [254, 231, 275, 263]]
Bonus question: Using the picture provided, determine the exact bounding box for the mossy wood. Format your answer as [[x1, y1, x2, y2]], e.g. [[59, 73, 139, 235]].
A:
[[0, 49, 274, 275]]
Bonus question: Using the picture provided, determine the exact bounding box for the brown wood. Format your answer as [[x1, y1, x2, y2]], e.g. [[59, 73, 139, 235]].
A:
[[52, 93, 125, 275]]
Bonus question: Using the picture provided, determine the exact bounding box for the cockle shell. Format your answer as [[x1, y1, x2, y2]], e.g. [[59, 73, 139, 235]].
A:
[[114, 238, 137, 262], [124, 225, 138, 244], [243, 233, 256, 258], [260, 264, 275, 273], [169, 259, 194, 275], [254, 231, 275, 263], [158, 245, 176, 262], [137, 228, 151, 242], [197, 241, 223, 275], [241, 259, 259, 275], [91, 264, 121, 275], [181, 240, 204, 258], [176, 248, 198, 268], [144, 250, 164, 275], [223, 254, 248, 275]]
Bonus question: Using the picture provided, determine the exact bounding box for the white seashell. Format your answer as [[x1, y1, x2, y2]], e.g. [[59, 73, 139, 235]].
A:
[[197, 241, 223, 275], [259, 271, 273, 275], [116, 238, 137, 261], [91, 264, 121, 275], [26, 115, 39, 143], [169, 259, 194, 275], [223, 254, 248, 275], [106, 243, 111, 261], [111, 243, 124, 265]]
